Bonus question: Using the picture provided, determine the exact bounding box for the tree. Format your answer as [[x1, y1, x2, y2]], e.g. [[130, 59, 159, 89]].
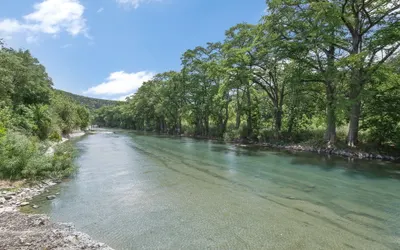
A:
[[337, 0, 400, 146], [266, 0, 347, 144]]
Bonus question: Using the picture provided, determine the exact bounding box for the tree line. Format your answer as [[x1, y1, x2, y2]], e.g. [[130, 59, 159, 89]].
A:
[[0, 41, 90, 180], [95, 0, 400, 149]]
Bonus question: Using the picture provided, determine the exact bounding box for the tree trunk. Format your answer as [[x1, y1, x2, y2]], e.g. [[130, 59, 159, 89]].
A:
[[347, 82, 362, 147], [324, 83, 336, 146], [347, 30, 363, 147], [205, 116, 209, 137], [323, 44, 337, 146], [195, 116, 201, 136], [219, 99, 229, 137], [235, 88, 241, 129], [287, 115, 295, 135], [274, 108, 282, 133], [246, 86, 252, 138], [223, 106, 229, 135], [178, 117, 182, 135]]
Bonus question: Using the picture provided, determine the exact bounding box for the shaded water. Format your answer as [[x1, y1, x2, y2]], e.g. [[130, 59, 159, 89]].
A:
[[31, 132, 400, 249]]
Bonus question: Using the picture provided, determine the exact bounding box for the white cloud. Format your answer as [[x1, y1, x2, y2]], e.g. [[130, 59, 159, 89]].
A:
[[116, 0, 160, 9], [85, 71, 154, 96], [0, 0, 88, 41], [26, 35, 39, 44], [97, 7, 104, 13], [0, 19, 24, 34], [61, 43, 72, 48]]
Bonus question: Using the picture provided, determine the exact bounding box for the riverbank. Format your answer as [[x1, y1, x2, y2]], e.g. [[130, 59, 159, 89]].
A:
[[0, 131, 114, 250], [237, 142, 400, 162], [177, 132, 399, 162], [96, 129, 400, 162], [0, 181, 112, 250], [0, 211, 113, 250], [0, 178, 113, 250], [165, 132, 400, 162], [46, 131, 86, 155]]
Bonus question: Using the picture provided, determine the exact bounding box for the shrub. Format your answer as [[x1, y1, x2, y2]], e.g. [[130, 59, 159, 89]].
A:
[[50, 143, 76, 179], [0, 131, 76, 180], [0, 132, 39, 179], [49, 130, 62, 142]]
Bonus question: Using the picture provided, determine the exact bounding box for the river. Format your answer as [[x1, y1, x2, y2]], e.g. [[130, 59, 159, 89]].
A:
[[30, 131, 400, 249]]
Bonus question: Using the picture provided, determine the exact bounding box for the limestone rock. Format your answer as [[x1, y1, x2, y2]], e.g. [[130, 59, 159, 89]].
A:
[[46, 195, 56, 200], [20, 202, 30, 207]]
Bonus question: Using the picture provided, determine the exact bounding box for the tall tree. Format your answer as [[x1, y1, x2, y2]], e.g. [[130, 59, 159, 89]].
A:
[[338, 0, 400, 146]]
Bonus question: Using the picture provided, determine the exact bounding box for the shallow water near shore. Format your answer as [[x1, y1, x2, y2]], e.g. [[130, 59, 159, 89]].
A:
[[28, 131, 400, 249]]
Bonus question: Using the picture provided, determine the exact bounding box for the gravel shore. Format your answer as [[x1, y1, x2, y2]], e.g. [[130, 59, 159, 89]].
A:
[[0, 181, 114, 250]]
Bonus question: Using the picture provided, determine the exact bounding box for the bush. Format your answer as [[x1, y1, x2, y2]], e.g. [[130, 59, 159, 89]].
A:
[[48, 130, 62, 142], [0, 132, 38, 179], [50, 143, 76, 179], [0, 131, 76, 180]]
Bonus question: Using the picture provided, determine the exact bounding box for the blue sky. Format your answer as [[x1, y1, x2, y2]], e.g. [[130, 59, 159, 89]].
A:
[[0, 0, 265, 100]]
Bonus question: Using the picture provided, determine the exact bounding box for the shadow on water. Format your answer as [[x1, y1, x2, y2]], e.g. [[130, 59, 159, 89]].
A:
[[284, 150, 400, 180], [125, 130, 400, 181]]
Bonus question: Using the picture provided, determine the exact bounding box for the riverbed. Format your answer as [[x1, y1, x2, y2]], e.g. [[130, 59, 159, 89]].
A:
[[29, 131, 400, 249]]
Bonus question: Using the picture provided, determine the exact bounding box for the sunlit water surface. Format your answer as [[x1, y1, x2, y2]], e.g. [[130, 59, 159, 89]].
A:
[[30, 132, 400, 249]]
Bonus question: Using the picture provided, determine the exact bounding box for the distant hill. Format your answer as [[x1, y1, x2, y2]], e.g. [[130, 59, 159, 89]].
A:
[[55, 90, 120, 110]]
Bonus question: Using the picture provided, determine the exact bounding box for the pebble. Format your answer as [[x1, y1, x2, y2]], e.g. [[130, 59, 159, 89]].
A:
[[20, 202, 30, 206], [46, 195, 56, 200], [32, 205, 39, 209]]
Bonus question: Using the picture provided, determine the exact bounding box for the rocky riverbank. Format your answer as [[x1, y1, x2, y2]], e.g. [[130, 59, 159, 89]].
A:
[[168, 132, 400, 162], [0, 212, 113, 250], [0, 180, 57, 213], [238, 142, 399, 162], [46, 131, 86, 155], [0, 180, 113, 250]]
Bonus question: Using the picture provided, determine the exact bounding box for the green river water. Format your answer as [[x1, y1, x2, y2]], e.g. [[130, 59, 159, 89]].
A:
[[29, 131, 400, 249]]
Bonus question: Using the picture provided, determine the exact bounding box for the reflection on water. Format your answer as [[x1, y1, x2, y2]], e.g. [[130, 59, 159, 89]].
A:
[[29, 132, 400, 249]]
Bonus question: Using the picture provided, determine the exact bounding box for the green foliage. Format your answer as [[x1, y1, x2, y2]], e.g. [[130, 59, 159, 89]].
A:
[[55, 89, 120, 110], [77, 106, 90, 130], [0, 44, 91, 180], [49, 143, 76, 179], [32, 104, 52, 140], [0, 131, 76, 181], [361, 64, 400, 145], [0, 103, 12, 136], [48, 130, 62, 142], [0, 132, 37, 180], [51, 92, 91, 135]]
